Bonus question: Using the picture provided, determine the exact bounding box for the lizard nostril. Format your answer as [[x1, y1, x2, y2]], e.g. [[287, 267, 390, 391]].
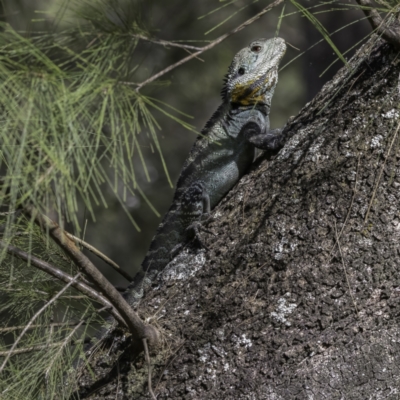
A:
[[238, 68, 245, 75]]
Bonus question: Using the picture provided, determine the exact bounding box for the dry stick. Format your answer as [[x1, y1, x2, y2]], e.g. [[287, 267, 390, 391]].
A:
[[356, 0, 400, 47], [334, 220, 359, 315], [132, 33, 203, 51], [0, 341, 84, 357], [45, 320, 84, 381], [364, 119, 400, 224], [25, 207, 159, 347], [0, 241, 126, 327], [115, 363, 121, 400], [151, 289, 179, 320], [3, 287, 48, 295], [132, 0, 285, 91], [65, 232, 134, 282], [338, 157, 361, 236], [0, 273, 81, 373], [328, 155, 361, 259], [143, 338, 157, 400], [0, 344, 57, 357], [132, 34, 205, 63], [0, 321, 83, 333], [154, 340, 187, 393], [0, 211, 15, 216]]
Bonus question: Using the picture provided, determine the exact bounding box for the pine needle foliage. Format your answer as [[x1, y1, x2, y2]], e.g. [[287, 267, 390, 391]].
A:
[[0, 214, 98, 399], [0, 0, 197, 396], [0, 0, 195, 235], [0, 0, 392, 397]]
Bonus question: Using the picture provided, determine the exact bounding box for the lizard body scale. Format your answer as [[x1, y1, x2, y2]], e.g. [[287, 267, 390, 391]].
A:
[[82, 37, 287, 357], [123, 37, 287, 307]]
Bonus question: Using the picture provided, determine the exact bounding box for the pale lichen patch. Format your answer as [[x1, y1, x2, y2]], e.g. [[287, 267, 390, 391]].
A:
[[382, 109, 399, 119], [270, 295, 297, 326], [161, 249, 206, 282], [370, 134, 383, 149]]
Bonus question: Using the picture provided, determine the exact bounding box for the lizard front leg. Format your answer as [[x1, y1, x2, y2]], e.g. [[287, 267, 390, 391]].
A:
[[243, 121, 286, 151], [170, 182, 213, 257]]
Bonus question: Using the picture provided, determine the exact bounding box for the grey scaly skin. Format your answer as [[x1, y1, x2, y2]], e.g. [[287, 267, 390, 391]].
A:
[[123, 37, 287, 307], [83, 38, 287, 357]]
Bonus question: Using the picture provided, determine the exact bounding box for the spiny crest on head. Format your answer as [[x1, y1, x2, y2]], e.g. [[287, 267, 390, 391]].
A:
[[220, 73, 229, 101], [221, 59, 235, 101]]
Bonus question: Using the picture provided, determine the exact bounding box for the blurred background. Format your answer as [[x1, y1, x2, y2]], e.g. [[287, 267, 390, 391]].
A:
[[1, 0, 371, 287]]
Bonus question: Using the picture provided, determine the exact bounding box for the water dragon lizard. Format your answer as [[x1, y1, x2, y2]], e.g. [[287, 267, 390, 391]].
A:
[[123, 36, 287, 307], [84, 37, 288, 356]]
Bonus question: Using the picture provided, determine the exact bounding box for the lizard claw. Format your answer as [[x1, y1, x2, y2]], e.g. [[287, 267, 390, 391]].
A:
[[186, 221, 207, 249], [169, 221, 217, 258], [186, 220, 217, 250]]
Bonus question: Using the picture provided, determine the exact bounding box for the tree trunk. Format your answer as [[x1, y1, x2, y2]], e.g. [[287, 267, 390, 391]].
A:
[[77, 36, 400, 399]]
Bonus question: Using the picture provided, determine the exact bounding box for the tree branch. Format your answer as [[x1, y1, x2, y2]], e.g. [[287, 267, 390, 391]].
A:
[[143, 338, 157, 400], [0, 273, 81, 373], [356, 0, 400, 47], [45, 320, 85, 381], [0, 321, 83, 333], [0, 241, 126, 327], [364, 118, 400, 224], [132, 34, 203, 51], [0, 343, 66, 357], [64, 231, 134, 282], [24, 206, 160, 347], [131, 0, 285, 91]]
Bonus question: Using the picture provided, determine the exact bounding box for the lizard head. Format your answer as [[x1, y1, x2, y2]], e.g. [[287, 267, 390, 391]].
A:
[[222, 37, 286, 106]]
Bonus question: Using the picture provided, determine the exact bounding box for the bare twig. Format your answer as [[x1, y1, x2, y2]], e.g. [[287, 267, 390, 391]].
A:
[[2, 287, 48, 295], [0, 344, 56, 357], [24, 207, 160, 347], [65, 232, 134, 282], [0, 211, 16, 216], [339, 155, 360, 239], [0, 241, 126, 327], [328, 155, 361, 259], [0, 321, 83, 333], [131, 0, 285, 91], [0, 339, 84, 357], [45, 320, 84, 380], [154, 339, 187, 392], [285, 41, 300, 51], [143, 338, 157, 400], [115, 362, 121, 400], [0, 273, 81, 373], [356, 0, 400, 47], [364, 119, 400, 224], [132, 34, 203, 51], [333, 220, 359, 315]]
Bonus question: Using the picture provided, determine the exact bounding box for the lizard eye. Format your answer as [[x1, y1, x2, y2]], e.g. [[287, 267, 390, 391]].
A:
[[238, 67, 245, 75], [251, 45, 262, 53]]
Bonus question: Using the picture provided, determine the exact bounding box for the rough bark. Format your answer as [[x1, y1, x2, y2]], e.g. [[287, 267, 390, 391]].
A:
[[76, 36, 400, 399]]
